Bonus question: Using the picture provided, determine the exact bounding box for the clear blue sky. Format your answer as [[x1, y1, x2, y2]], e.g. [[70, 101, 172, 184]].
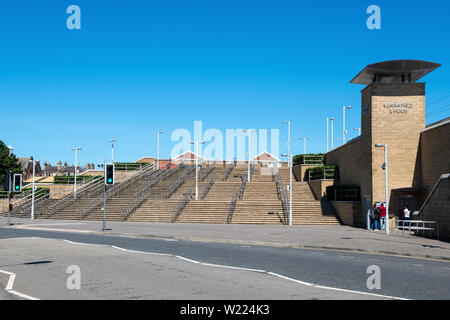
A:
[[1, 0, 449, 166]]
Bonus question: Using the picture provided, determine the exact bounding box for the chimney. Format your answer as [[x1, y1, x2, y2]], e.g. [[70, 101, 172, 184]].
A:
[[57, 161, 62, 170]]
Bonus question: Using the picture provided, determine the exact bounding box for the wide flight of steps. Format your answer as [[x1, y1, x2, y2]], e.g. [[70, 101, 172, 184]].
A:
[[128, 167, 204, 223], [231, 167, 285, 225], [176, 166, 245, 224], [278, 167, 341, 225]]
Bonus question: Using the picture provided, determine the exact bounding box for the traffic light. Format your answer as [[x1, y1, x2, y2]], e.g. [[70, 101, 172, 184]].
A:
[[105, 163, 114, 185], [13, 174, 22, 192]]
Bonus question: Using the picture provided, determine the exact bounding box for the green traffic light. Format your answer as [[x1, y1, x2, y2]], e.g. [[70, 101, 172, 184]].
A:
[[108, 178, 112, 183], [15, 186, 19, 190]]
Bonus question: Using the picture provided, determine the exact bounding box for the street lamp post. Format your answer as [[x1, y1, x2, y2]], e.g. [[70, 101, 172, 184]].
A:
[[375, 143, 389, 235], [7, 146, 13, 226], [29, 158, 37, 220], [242, 129, 256, 182], [299, 137, 311, 155], [326, 118, 329, 152], [71, 147, 82, 199], [157, 131, 163, 170], [343, 106, 352, 144], [190, 140, 205, 200], [282, 153, 293, 226], [330, 118, 335, 150], [109, 140, 116, 163]]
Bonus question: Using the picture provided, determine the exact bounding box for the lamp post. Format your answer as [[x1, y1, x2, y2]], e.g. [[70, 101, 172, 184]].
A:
[[28, 158, 39, 220], [281, 153, 293, 226], [108, 140, 116, 163], [375, 143, 389, 235], [190, 140, 205, 200], [7, 146, 13, 226], [299, 137, 310, 155], [242, 129, 256, 182], [343, 106, 352, 144], [157, 131, 163, 170], [326, 118, 329, 152], [71, 147, 82, 199], [329, 118, 335, 150]]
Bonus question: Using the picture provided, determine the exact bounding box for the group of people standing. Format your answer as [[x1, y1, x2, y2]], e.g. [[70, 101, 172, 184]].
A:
[[369, 203, 387, 230], [369, 203, 411, 230]]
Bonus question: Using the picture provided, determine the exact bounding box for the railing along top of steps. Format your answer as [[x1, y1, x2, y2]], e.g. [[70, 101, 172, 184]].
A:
[[166, 166, 195, 199], [171, 188, 193, 223], [200, 164, 214, 181]]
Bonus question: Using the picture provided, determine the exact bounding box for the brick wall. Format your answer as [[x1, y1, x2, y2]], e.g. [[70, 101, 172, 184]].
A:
[[416, 120, 450, 239]]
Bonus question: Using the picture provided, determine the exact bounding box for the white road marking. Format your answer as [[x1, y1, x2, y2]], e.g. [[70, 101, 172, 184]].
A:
[[7, 290, 39, 300], [313, 285, 408, 300], [200, 262, 266, 273], [267, 272, 314, 286], [0, 269, 39, 300], [109, 245, 172, 256], [175, 256, 200, 264], [64, 240, 105, 246]]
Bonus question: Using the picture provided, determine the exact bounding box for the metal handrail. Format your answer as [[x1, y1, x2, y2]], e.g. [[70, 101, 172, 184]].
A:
[[166, 167, 195, 198], [200, 164, 214, 181], [200, 169, 216, 200], [227, 187, 239, 224], [223, 163, 236, 181], [171, 188, 193, 223], [273, 169, 289, 225], [78, 164, 156, 219], [239, 173, 248, 200], [308, 168, 335, 181], [122, 168, 180, 220], [393, 219, 439, 240]]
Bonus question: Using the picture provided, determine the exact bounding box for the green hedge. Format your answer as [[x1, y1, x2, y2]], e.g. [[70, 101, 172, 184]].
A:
[[304, 166, 335, 181], [54, 175, 103, 184], [293, 154, 324, 166], [326, 185, 361, 201]]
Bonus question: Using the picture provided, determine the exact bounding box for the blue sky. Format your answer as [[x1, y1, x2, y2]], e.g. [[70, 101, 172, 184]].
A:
[[1, 0, 449, 166]]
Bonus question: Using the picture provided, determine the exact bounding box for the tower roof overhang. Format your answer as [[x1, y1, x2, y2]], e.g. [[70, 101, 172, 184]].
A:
[[350, 60, 440, 85]]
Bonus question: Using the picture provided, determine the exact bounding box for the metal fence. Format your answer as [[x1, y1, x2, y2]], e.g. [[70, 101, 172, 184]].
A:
[[393, 220, 440, 240]]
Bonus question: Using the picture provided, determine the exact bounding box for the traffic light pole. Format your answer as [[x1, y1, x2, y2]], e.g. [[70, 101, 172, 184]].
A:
[[102, 184, 106, 232], [7, 171, 11, 226]]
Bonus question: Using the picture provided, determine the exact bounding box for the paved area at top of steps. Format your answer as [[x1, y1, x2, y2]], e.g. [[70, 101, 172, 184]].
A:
[[2, 217, 450, 262]]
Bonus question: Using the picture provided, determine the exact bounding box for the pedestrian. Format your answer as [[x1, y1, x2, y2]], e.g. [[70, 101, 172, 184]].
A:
[[379, 203, 387, 230], [403, 205, 411, 227], [369, 204, 377, 230]]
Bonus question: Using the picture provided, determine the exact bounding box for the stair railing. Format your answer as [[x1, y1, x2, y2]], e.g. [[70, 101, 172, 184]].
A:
[[200, 169, 216, 200], [166, 167, 195, 198], [273, 170, 289, 225], [78, 164, 157, 219], [223, 163, 236, 181], [171, 188, 193, 223], [239, 173, 248, 200], [200, 163, 214, 181], [227, 187, 239, 224], [122, 168, 180, 221]]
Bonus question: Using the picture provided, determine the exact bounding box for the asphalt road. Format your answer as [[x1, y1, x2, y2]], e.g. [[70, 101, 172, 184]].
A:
[[0, 227, 449, 300]]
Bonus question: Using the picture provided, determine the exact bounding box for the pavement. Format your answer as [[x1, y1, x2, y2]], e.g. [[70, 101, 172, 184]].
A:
[[1, 217, 449, 261]]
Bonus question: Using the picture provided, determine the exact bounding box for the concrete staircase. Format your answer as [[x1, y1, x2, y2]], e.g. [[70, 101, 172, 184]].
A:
[[128, 168, 203, 223], [278, 167, 341, 225], [231, 167, 285, 225], [176, 166, 245, 224]]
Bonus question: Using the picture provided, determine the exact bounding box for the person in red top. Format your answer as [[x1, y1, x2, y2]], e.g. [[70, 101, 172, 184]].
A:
[[379, 203, 387, 230]]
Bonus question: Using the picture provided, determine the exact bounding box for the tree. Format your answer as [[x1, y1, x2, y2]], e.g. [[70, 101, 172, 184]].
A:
[[0, 140, 22, 190]]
